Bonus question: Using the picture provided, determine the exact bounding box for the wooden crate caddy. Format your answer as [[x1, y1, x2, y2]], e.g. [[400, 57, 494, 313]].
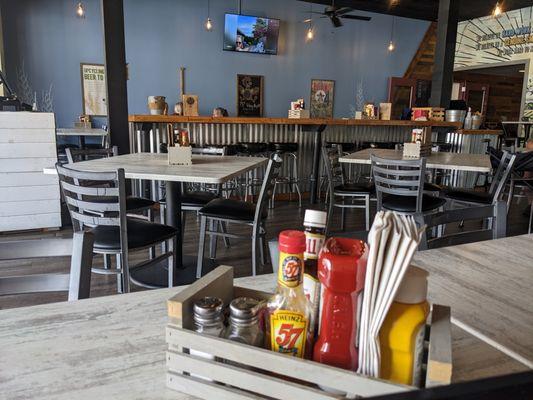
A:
[[166, 266, 452, 399], [411, 107, 445, 122]]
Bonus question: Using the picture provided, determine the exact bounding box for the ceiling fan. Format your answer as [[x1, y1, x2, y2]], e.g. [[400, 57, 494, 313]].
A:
[[303, 1, 371, 28]]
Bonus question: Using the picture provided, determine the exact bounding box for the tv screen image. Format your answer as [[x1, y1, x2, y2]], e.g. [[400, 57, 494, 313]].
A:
[[224, 13, 280, 55]]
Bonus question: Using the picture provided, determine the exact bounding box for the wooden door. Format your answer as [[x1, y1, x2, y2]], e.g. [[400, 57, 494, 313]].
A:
[[388, 77, 416, 119], [457, 81, 490, 115]]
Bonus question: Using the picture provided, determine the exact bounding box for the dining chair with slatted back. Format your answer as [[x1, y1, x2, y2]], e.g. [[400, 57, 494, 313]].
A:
[[371, 155, 446, 216], [56, 164, 178, 292], [415, 201, 507, 250], [322, 145, 374, 234], [0, 231, 94, 301], [196, 153, 282, 278], [443, 152, 517, 209]]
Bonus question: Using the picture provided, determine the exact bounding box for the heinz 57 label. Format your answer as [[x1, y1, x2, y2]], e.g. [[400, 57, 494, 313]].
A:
[[270, 310, 308, 358]]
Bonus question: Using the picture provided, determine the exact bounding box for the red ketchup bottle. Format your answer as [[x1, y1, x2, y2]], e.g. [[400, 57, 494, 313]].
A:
[[313, 237, 367, 371]]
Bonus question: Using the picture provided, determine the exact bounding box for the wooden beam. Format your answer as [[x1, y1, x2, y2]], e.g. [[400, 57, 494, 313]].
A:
[[101, 0, 129, 154], [430, 0, 459, 108]]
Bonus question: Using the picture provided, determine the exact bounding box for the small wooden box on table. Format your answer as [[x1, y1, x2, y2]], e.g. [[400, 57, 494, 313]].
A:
[[166, 266, 452, 399]]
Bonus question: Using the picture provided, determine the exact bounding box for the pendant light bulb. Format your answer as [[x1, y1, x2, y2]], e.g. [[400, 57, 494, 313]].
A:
[[388, 40, 395, 52], [306, 27, 314, 41], [205, 18, 213, 31], [76, 2, 85, 18], [492, 2, 502, 17]]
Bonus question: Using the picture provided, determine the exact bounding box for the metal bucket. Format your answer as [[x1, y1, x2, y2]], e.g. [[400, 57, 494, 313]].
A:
[[445, 110, 466, 126]]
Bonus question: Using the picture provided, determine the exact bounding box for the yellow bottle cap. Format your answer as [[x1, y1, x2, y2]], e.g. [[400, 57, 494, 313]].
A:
[[395, 265, 428, 304]]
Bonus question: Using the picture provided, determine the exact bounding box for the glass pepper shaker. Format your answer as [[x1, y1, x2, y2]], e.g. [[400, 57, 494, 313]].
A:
[[191, 296, 225, 380], [224, 297, 264, 347]]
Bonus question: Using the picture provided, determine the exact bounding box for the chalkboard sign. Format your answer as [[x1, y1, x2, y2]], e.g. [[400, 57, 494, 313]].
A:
[[415, 79, 432, 107], [237, 74, 264, 117]]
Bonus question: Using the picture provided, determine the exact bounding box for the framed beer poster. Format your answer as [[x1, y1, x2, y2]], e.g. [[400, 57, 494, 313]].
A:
[[237, 74, 264, 117], [310, 79, 335, 118], [80, 63, 107, 116]]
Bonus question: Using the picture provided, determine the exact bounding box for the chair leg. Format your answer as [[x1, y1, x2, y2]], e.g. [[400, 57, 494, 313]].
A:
[[259, 234, 266, 266], [365, 195, 370, 231], [196, 216, 207, 279], [221, 221, 231, 248], [115, 254, 123, 294], [103, 254, 112, 270], [507, 181, 515, 212], [251, 224, 260, 276], [167, 235, 176, 287], [148, 208, 155, 259], [117, 252, 130, 294], [270, 181, 278, 209], [341, 198, 346, 231], [209, 219, 217, 259]]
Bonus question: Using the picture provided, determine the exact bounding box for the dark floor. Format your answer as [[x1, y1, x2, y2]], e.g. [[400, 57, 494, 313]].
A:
[[0, 196, 531, 310]]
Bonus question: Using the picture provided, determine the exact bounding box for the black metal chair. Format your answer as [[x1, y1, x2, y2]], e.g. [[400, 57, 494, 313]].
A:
[[415, 201, 507, 250], [322, 145, 374, 233], [56, 164, 178, 293], [196, 154, 283, 278], [0, 232, 94, 301], [66, 146, 157, 216], [506, 151, 533, 211], [442, 151, 516, 208], [371, 155, 446, 215]]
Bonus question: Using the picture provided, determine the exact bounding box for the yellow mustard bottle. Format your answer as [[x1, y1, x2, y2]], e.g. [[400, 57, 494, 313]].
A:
[[379, 266, 429, 387]]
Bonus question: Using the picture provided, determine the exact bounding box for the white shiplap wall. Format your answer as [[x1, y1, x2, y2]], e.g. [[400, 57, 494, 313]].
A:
[[0, 112, 61, 232]]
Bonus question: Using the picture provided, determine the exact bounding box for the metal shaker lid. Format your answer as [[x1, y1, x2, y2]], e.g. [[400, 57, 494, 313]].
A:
[[229, 297, 261, 320], [193, 297, 223, 323]]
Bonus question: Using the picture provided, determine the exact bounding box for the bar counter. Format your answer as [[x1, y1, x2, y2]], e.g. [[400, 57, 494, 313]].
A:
[[128, 115, 502, 202]]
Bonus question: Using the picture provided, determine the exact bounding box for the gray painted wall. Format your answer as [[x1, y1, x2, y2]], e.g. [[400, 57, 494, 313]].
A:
[[1, 0, 429, 128]]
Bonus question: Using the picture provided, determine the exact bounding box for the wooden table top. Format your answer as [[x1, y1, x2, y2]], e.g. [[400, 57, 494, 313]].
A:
[[129, 115, 463, 128], [56, 128, 108, 137], [413, 234, 533, 367], [1, 236, 531, 399], [44, 153, 268, 184], [339, 148, 492, 173]]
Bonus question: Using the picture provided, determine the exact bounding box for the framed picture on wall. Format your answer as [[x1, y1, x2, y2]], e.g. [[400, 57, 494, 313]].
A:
[[80, 63, 107, 116], [237, 74, 264, 117], [310, 79, 335, 118]]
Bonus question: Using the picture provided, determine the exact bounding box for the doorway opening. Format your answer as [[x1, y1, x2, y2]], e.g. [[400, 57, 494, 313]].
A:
[[452, 62, 527, 128]]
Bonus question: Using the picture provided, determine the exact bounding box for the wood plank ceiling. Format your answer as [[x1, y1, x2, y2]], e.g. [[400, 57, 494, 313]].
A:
[[301, 0, 533, 21]]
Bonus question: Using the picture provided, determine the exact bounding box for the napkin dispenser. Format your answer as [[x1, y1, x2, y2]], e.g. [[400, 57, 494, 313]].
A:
[[168, 145, 192, 165]]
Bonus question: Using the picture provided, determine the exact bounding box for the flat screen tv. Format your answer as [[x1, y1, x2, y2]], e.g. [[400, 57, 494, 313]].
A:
[[223, 13, 280, 55]]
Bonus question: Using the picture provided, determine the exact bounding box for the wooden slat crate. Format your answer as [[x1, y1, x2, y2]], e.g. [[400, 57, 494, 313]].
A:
[[411, 107, 445, 122], [166, 266, 452, 399]]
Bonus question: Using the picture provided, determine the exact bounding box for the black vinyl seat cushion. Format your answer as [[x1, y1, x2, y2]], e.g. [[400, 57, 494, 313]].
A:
[[382, 194, 446, 213], [199, 198, 267, 222], [424, 182, 442, 192], [126, 196, 156, 212], [334, 183, 375, 195], [90, 218, 177, 251], [159, 191, 219, 207], [442, 188, 492, 204]]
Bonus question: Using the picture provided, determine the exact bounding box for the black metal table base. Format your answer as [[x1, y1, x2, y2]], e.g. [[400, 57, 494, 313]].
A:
[[129, 255, 218, 289]]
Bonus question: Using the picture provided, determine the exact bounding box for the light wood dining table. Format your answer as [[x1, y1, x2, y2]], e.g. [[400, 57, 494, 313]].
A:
[[339, 148, 492, 173], [1, 236, 531, 399], [44, 153, 268, 287]]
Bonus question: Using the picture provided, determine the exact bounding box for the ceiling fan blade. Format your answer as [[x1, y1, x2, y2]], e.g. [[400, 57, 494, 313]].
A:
[[330, 15, 343, 27], [302, 18, 312, 23], [341, 14, 372, 21], [335, 7, 355, 16]]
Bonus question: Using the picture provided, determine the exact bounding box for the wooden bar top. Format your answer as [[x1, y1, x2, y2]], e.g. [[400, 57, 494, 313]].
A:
[[129, 114, 462, 128]]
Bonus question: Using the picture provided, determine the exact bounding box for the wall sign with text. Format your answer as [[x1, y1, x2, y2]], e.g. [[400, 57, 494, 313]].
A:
[[454, 6, 533, 119], [80, 63, 107, 116]]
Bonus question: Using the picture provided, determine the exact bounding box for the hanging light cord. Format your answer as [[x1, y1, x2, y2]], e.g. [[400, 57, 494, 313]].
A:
[[390, 16, 395, 45]]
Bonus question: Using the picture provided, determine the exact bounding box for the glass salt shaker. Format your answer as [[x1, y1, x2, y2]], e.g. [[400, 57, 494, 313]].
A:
[[224, 297, 264, 347], [191, 296, 225, 380]]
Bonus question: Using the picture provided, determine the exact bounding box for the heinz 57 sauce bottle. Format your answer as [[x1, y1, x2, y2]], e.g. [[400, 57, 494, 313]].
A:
[[313, 237, 367, 370], [266, 230, 313, 359]]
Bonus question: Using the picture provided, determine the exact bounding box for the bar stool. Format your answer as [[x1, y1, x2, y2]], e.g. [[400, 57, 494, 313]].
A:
[[236, 142, 269, 201], [268, 142, 302, 208]]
